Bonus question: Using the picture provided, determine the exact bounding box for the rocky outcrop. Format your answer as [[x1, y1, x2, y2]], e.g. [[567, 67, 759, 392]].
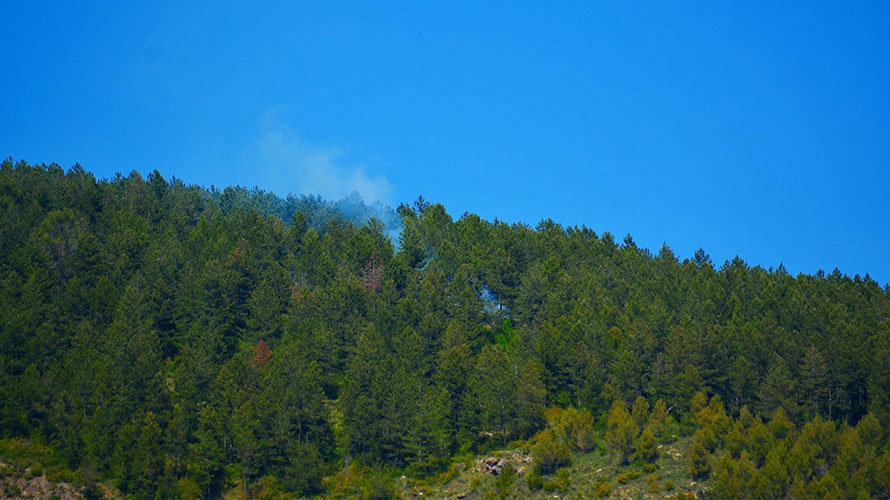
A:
[[1, 471, 83, 499], [475, 456, 508, 476]]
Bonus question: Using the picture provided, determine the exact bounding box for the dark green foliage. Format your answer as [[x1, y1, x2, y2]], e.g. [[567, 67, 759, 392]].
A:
[[1, 160, 890, 495], [526, 470, 544, 490]]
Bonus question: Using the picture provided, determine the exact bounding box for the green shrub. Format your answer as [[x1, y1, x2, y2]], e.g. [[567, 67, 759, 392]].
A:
[[688, 433, 711, 479], [533, 429, 571, 474], [594, 479, 611, 498], [322, 463, 396, 500], [636, 427, 659, 462], [4, 484, 22, 497], [436, 462, 462, 485], [494, 463, 516, 497], [646, 473, 660, 492], [506, 439, 526, 450], [177, 477, 202, 500], [607, 400, 638, 464], [541, 406, 597, 452], [527, 472, 544, 491], [542, 468, 571, 492]]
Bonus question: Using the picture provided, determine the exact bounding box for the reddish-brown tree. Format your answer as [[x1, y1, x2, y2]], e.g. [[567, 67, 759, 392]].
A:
[[361, 256, 383, 292], [252, 339, 272, 367]]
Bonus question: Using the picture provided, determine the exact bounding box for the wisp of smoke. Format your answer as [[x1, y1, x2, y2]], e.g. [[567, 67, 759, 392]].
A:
[[246, 112, 403, 243], [254, 116, 393, 205]]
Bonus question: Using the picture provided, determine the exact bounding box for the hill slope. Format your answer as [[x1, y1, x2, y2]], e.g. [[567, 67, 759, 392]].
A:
[[1, 160, 889, 498]]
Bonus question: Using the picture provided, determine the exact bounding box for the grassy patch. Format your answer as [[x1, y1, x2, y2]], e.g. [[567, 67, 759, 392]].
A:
[[399, 435, 711, 499]]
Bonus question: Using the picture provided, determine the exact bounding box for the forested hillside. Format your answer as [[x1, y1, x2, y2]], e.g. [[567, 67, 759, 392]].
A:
[[1, 160, 889, 498]]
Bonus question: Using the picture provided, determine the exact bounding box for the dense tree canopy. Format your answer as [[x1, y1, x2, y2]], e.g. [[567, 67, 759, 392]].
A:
[[1, 159, 888, 497]]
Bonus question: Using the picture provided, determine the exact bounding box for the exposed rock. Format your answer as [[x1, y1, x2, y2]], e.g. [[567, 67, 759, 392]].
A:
[[1, 473, 84, 499], [475, 457, 508, 476]]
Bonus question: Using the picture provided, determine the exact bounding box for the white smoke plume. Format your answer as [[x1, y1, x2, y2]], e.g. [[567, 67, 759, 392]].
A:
[[250, 112, 393, 204]]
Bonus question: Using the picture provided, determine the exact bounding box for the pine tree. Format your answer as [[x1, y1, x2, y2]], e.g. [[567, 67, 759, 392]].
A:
[[631, 395, 650, 432], [339, 323, 391, 460], [758, 359, 798, 420], [606, 399, 637, 464], [725, 421, 747, 459], [636, 427, 658, 462], [688, 431, 711, 479], [787, 416, 837, 483], [747, 418, 774, 467], [713, 453, 754, 499], [648, 399, 668, 437], [768, 407, 795, 441], [800, 346, 829, 419], [750, 445, 790, 499]]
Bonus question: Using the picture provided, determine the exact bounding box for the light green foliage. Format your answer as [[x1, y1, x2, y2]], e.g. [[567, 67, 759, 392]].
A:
[[688, 432, 711, 479], [867, 453, 890, 498], [532, 429, 571, 474], [738, 405, 755, 430], [322, 464, 397, 500], [788, 416, 836, 483], [690, 391, 709, 422], [606, 400, 638, 464], [493, 462, 516, 497], [855, 412, 882, 450], [699, 395, 890, 499], [693, 394, 732, 451], [636, 427, 658, 462], [768, 407, 795, 442], [807, 473, 843, 499], [542, 467, 571, 492], [750, 445, 790, 500], [725, 421, 747, 459], [615, 469, 640, 483], [177, 476, 202, 499], [648, 399, 668, 437], [713, 453, 756, 499], [631, 396, 650, 431], [747, 418, 774, 467], [541, 406, 596, 452]]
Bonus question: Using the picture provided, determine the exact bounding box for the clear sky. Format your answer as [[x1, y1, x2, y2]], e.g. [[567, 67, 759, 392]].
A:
[[2, 2, 889, 285]]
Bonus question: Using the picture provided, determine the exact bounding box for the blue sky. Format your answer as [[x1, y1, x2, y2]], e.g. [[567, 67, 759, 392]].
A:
[[2, 2, 889, 284]]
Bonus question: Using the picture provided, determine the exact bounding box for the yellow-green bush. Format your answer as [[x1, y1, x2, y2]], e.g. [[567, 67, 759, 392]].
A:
[[532, 429, 571, 474], [542, 406, 596, 452], [594, 479, 611, 498]]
